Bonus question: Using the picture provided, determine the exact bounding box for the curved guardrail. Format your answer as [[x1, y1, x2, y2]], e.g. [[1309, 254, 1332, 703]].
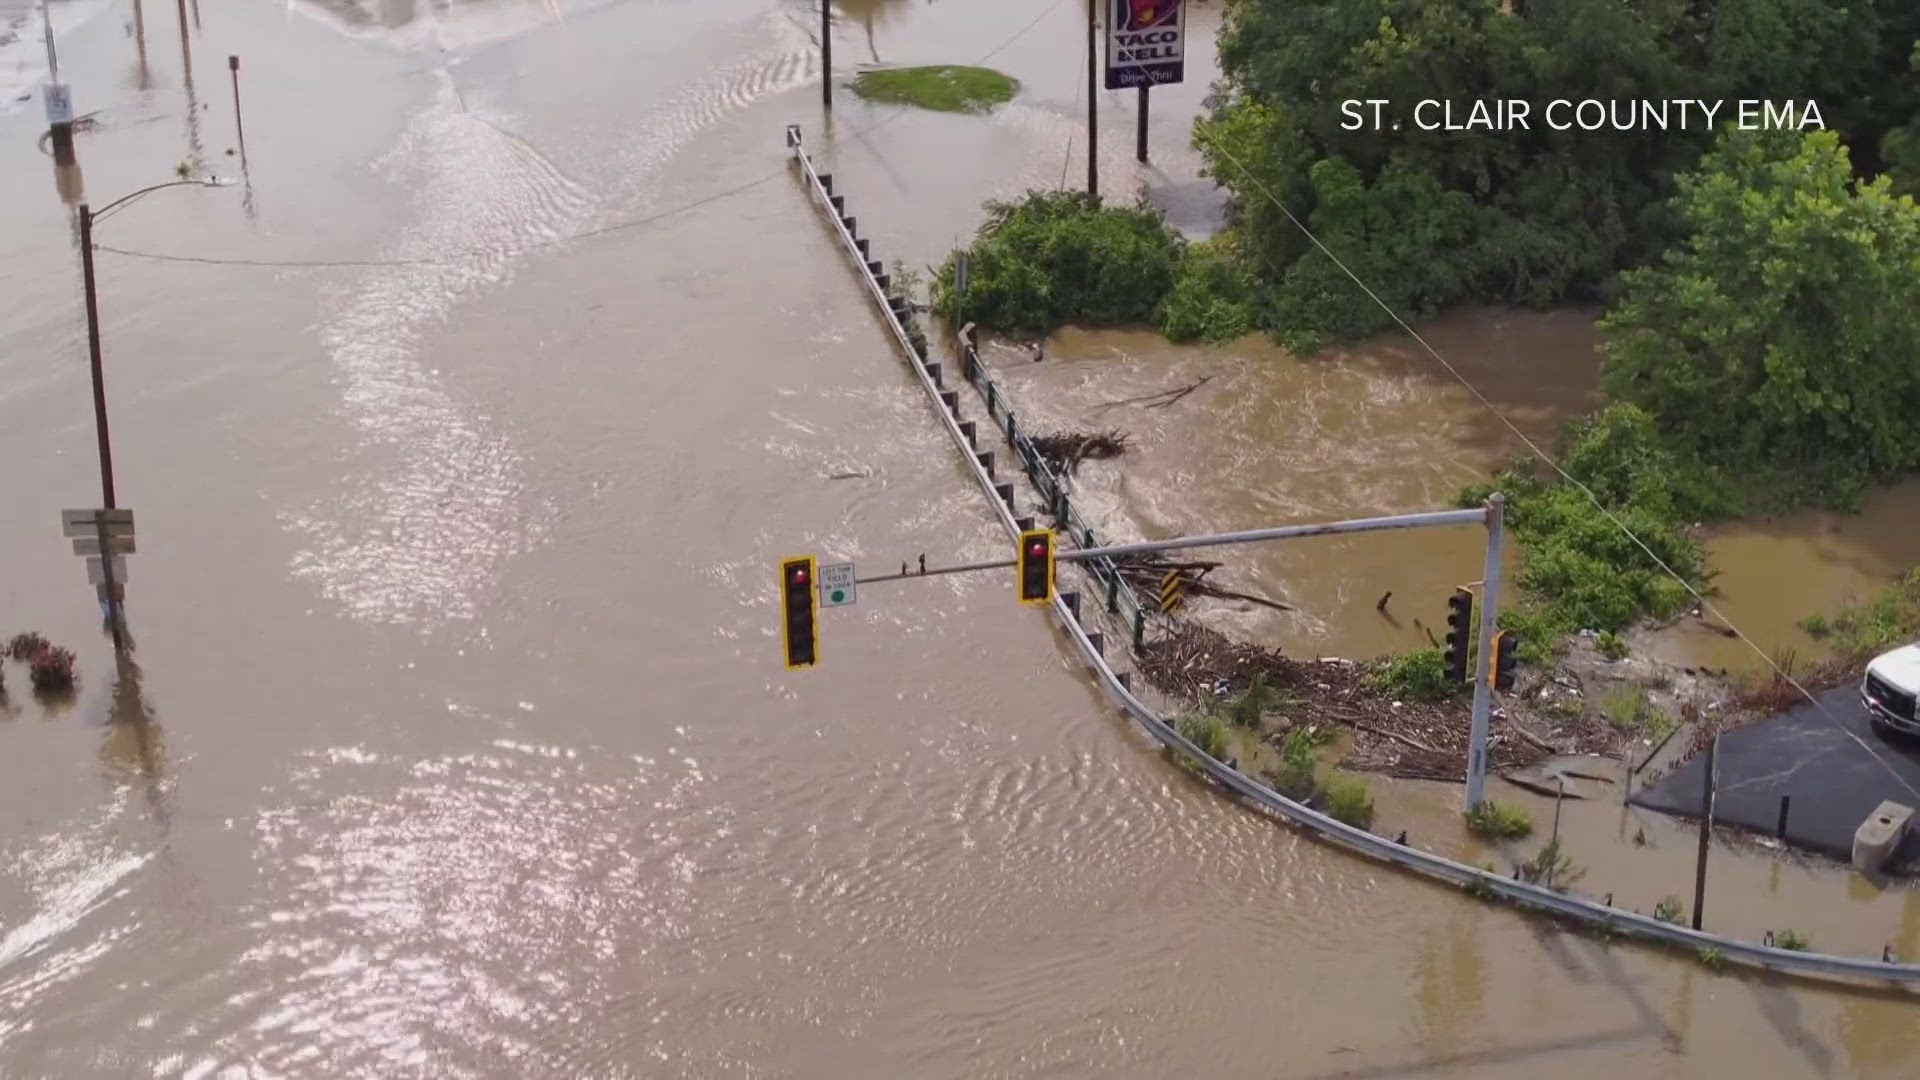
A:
[[786, 129, 1920, 989]]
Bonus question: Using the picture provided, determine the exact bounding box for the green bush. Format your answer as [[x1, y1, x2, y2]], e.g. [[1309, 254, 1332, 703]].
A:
[[1799, 613, 1831, 640], [1267, 725, 1320, 801], [1653, 895, 1684, 923], [1460, 404, 1721, 638], [1156, 233, 1264, 345], [934, 191, 1184, 335], [1364, 647, 1459, 703], [1698, 945, 1728, 971], [1773, 929, 1811, 952], [1596, 630, 1628, 660], [1465, 801, 1534, 840], [1515, 837, 1585, 891], [1176, 711, 1232, 762], [1322, 773, 1375, 830], [1225, 672, 1280, 729]]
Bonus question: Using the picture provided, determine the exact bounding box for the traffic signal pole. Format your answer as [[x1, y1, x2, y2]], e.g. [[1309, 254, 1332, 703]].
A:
[[851, 506, 1492, 585], [1463, 492, 1506, 811]]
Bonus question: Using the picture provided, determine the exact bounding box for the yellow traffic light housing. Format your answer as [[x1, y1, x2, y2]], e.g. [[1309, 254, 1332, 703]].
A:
[[1017, 529, 1054, 605], [781, 556, 819, 668], [1492, 630, 1519, 691]]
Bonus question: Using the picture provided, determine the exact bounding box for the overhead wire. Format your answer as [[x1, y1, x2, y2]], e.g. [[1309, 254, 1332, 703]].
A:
[[1197, 128, 1920, 804], [95, 0, 1075, 270]]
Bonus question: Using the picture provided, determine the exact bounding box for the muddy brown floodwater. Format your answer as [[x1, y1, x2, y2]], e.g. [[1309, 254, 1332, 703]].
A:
[[3, 1, 1919, 1077]]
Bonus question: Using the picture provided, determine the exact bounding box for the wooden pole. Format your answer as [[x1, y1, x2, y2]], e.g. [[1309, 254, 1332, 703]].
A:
[[228, 56, 248, 168], [1136, 84, 1149, 163], [821, 0, 832, 110], [1691, 736, 1718, 930], [1086, 0, 1098, 199], [77, 205, 118, 511]]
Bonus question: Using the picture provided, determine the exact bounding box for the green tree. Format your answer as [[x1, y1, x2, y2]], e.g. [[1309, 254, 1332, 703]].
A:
[[1600, 128, 1920, 506]]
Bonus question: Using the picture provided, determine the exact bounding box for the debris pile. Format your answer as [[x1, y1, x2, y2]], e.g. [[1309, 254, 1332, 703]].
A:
[[1028, 430, 1128, 475], [1137, 624, 1602, 781]]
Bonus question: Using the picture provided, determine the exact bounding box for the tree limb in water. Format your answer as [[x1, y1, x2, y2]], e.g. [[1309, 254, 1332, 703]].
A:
[[1092, 376, 1213, 412]]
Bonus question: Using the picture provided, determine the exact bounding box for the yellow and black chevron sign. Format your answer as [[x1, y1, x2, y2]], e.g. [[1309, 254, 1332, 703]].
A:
[[1159, 570, 1185, 613]]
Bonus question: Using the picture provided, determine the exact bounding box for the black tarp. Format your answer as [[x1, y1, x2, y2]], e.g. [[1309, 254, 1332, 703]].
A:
[[1631, 684, 1920, 867]]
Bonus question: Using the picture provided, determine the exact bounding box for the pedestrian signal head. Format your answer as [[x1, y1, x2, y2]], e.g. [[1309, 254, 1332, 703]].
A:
[[1018, 529, 1054, 605], [781, 556, 818, 668]]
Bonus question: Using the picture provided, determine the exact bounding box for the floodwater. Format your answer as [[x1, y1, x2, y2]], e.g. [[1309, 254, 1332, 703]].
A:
[[3, 0, 1919, 1076]]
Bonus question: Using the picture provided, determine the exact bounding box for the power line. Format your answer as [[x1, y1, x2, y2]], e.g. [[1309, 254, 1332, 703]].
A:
[[1197, 129, 1920, 805], [95, 0, 1075, 271]]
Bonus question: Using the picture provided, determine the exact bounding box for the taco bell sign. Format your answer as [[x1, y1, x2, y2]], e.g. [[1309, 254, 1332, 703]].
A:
[[1104, 0, 1185, 90]]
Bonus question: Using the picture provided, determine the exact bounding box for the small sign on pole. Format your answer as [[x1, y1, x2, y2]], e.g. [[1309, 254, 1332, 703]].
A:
[[62, 508, 134, 536], [71, 535, 136, 556], [44, 82, 73, 125], [86, 555, 129, 586], [819, 562, 857, 607]]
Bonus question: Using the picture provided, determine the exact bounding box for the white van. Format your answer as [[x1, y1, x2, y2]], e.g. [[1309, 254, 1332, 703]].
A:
[[1863, 643, 1920, 738]]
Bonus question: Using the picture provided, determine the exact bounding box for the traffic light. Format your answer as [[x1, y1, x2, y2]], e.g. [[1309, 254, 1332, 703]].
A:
[[1492, 630, 1520, 692], [781, 556, 818, 668], [1444, 587, 1474, 683], [1017, 529, 1054, 605]]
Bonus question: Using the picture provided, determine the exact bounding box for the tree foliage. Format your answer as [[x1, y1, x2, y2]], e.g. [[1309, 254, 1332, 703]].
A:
[[1200, 0, 1920, 347], [1600, 129, 1920, 506], [934, 191, 1184, 334]]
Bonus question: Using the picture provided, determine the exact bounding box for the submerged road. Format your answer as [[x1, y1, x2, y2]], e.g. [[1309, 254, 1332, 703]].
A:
[[2, 1, 1919, 1076]]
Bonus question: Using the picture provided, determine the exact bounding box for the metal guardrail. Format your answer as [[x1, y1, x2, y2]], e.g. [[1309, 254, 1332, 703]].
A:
[[786, 129, 1920, 988]]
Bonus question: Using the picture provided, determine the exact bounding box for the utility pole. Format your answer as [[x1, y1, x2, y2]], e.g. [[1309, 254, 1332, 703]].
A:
[[820, 0, 832, 110], [1692, 735, 1718, 930], [76, 204, 118, 511], [1464, 492, 1505, 810], [1085, 0, 1099, 200]]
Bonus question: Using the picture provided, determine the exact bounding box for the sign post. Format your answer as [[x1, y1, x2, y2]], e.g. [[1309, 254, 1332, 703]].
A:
[[63, 508, 135, 652]]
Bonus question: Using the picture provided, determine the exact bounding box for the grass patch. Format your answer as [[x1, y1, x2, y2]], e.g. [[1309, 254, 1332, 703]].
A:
[[1322, 773, 1375, 830], [851, 65, 1018, 114], [1364, 647, 1461, 703], [1596, 630, 1628, 660], [1816, 569, 1920, 659], [1176, 710, 1231, 762], [1600, 685, 1675, 741], [1266, 725, 1322, 801], [1697, 945, 1728, 971], [1465, 800, 1534, 839]]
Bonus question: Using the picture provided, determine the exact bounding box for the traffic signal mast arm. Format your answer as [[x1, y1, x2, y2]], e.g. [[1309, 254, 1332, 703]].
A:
[[850, 508, 1492, 585]]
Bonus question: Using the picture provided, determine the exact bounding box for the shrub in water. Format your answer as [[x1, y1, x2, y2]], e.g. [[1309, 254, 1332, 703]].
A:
[[7, 632, 50, 661], [1653, 895, 1683, 923], [1322, 773, 1375, 830], [28, 645, 77, 692], [1176, 711, 1231, 762], [1267, 725, 1320, 801], [1464, 800, 1534, 839], [1772, 929, 1810, 952]]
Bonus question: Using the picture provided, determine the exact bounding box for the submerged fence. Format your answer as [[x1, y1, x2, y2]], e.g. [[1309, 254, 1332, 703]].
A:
[[785, 126, 1920, 988]]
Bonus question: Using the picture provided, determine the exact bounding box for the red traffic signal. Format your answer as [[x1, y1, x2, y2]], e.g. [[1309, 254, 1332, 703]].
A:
[[781, 556, 818, 669], [1017, 529, 1054, 605]]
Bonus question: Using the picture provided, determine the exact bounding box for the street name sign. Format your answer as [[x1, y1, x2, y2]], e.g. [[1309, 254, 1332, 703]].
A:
[[820, 562, 857, 607]]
